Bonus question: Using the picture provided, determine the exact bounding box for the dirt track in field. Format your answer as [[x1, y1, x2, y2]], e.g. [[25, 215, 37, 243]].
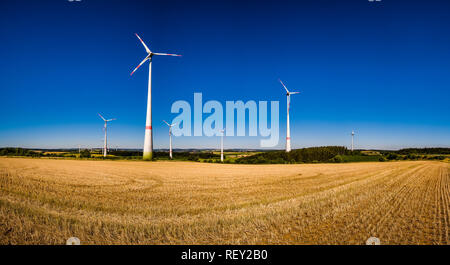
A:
[[0, 158, 448, 245]]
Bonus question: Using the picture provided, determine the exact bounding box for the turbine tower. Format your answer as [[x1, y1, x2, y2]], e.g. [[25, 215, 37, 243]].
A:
[[131, 33, 181, 161], [98, 114, 116, 157], [351, 130, 355, 152], [279, 79, 300, 152], [220, 128, 226, 162], [163, 120, 176, 159]]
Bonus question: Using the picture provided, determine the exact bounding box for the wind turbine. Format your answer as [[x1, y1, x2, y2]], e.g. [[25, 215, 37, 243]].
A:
[[279, 79, 300, 152], [98, 113, 116, 157], [131, 33, 181, 161], [220, 128, 226, 162], [351, 130, 355, 152], [163, 120, 176, 159]]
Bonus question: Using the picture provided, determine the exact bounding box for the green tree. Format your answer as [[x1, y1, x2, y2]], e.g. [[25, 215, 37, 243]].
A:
[[80, 149, 91, 158], [332, 155, 344, 163], [386, 153, 398, 160]]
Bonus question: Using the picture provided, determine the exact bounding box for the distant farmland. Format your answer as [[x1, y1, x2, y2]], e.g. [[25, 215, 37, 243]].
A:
[[0, 158, 448, 245]]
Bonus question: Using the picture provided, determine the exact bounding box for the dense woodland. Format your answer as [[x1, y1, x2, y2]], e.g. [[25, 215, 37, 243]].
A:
[[236, 146, 351, 164], [236, 147, 449, 164], [396, 148, 450, 155]]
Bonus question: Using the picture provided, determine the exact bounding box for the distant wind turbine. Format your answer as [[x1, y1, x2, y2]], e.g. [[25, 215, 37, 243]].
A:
[[98, 113, 116, 157], [220, 128, 226, 162], [279, 79, 300, 152], [131, 33, 181, 161], [351, 130, 355, 152], [163, 120, 176, 159]]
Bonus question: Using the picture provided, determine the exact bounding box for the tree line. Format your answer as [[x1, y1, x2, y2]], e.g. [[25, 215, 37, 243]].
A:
[[1, 147, 447, 163], [235, 146, 352, 164], [395, 148, 450, 155]]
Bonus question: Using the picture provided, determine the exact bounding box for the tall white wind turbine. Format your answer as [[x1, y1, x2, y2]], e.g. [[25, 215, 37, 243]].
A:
[[351, 130, 355, 152], [220, 128, 226, 162], [163, 120, 176, 159], [98, 113, 116, 157], [279, 79, 300, 152], [131, 33, 181, 160]]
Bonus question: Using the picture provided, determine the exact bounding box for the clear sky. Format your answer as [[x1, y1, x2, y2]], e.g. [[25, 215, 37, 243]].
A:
[[0, 0, 449, 150]]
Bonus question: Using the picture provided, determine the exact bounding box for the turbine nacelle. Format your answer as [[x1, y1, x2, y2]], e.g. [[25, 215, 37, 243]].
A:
[[279, 79, 300, 96], [163, 120, 177, 136], [163, 120, 176, 127], [130, 33, 181, 76], [98, 113, 116, 123]]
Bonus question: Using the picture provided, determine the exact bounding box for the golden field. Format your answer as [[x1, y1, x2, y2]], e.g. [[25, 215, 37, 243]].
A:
[[0, 157, 448, 245]]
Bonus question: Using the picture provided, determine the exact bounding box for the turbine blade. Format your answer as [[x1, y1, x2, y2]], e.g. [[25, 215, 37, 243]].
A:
[[171, 123, 177, 127], [153, 53, 182, 57], [98, 113, 106, 121], [135, 33, 151, 53], [279, 79, 289, 93], [107, 118, 116, 122], [130, 56, 149, 76], [163, 120, 170, 126], [290, 92, 300, 95]]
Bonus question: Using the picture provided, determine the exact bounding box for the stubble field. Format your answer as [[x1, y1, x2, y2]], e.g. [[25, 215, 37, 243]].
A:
[[0, 157, 448, 245]]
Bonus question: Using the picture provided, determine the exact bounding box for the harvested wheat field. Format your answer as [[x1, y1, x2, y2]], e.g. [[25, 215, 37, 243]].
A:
[[0, 157, 448, 245]]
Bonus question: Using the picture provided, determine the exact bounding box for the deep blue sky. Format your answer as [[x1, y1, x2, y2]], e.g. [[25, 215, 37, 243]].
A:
[[0, 0, 449, 150]]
